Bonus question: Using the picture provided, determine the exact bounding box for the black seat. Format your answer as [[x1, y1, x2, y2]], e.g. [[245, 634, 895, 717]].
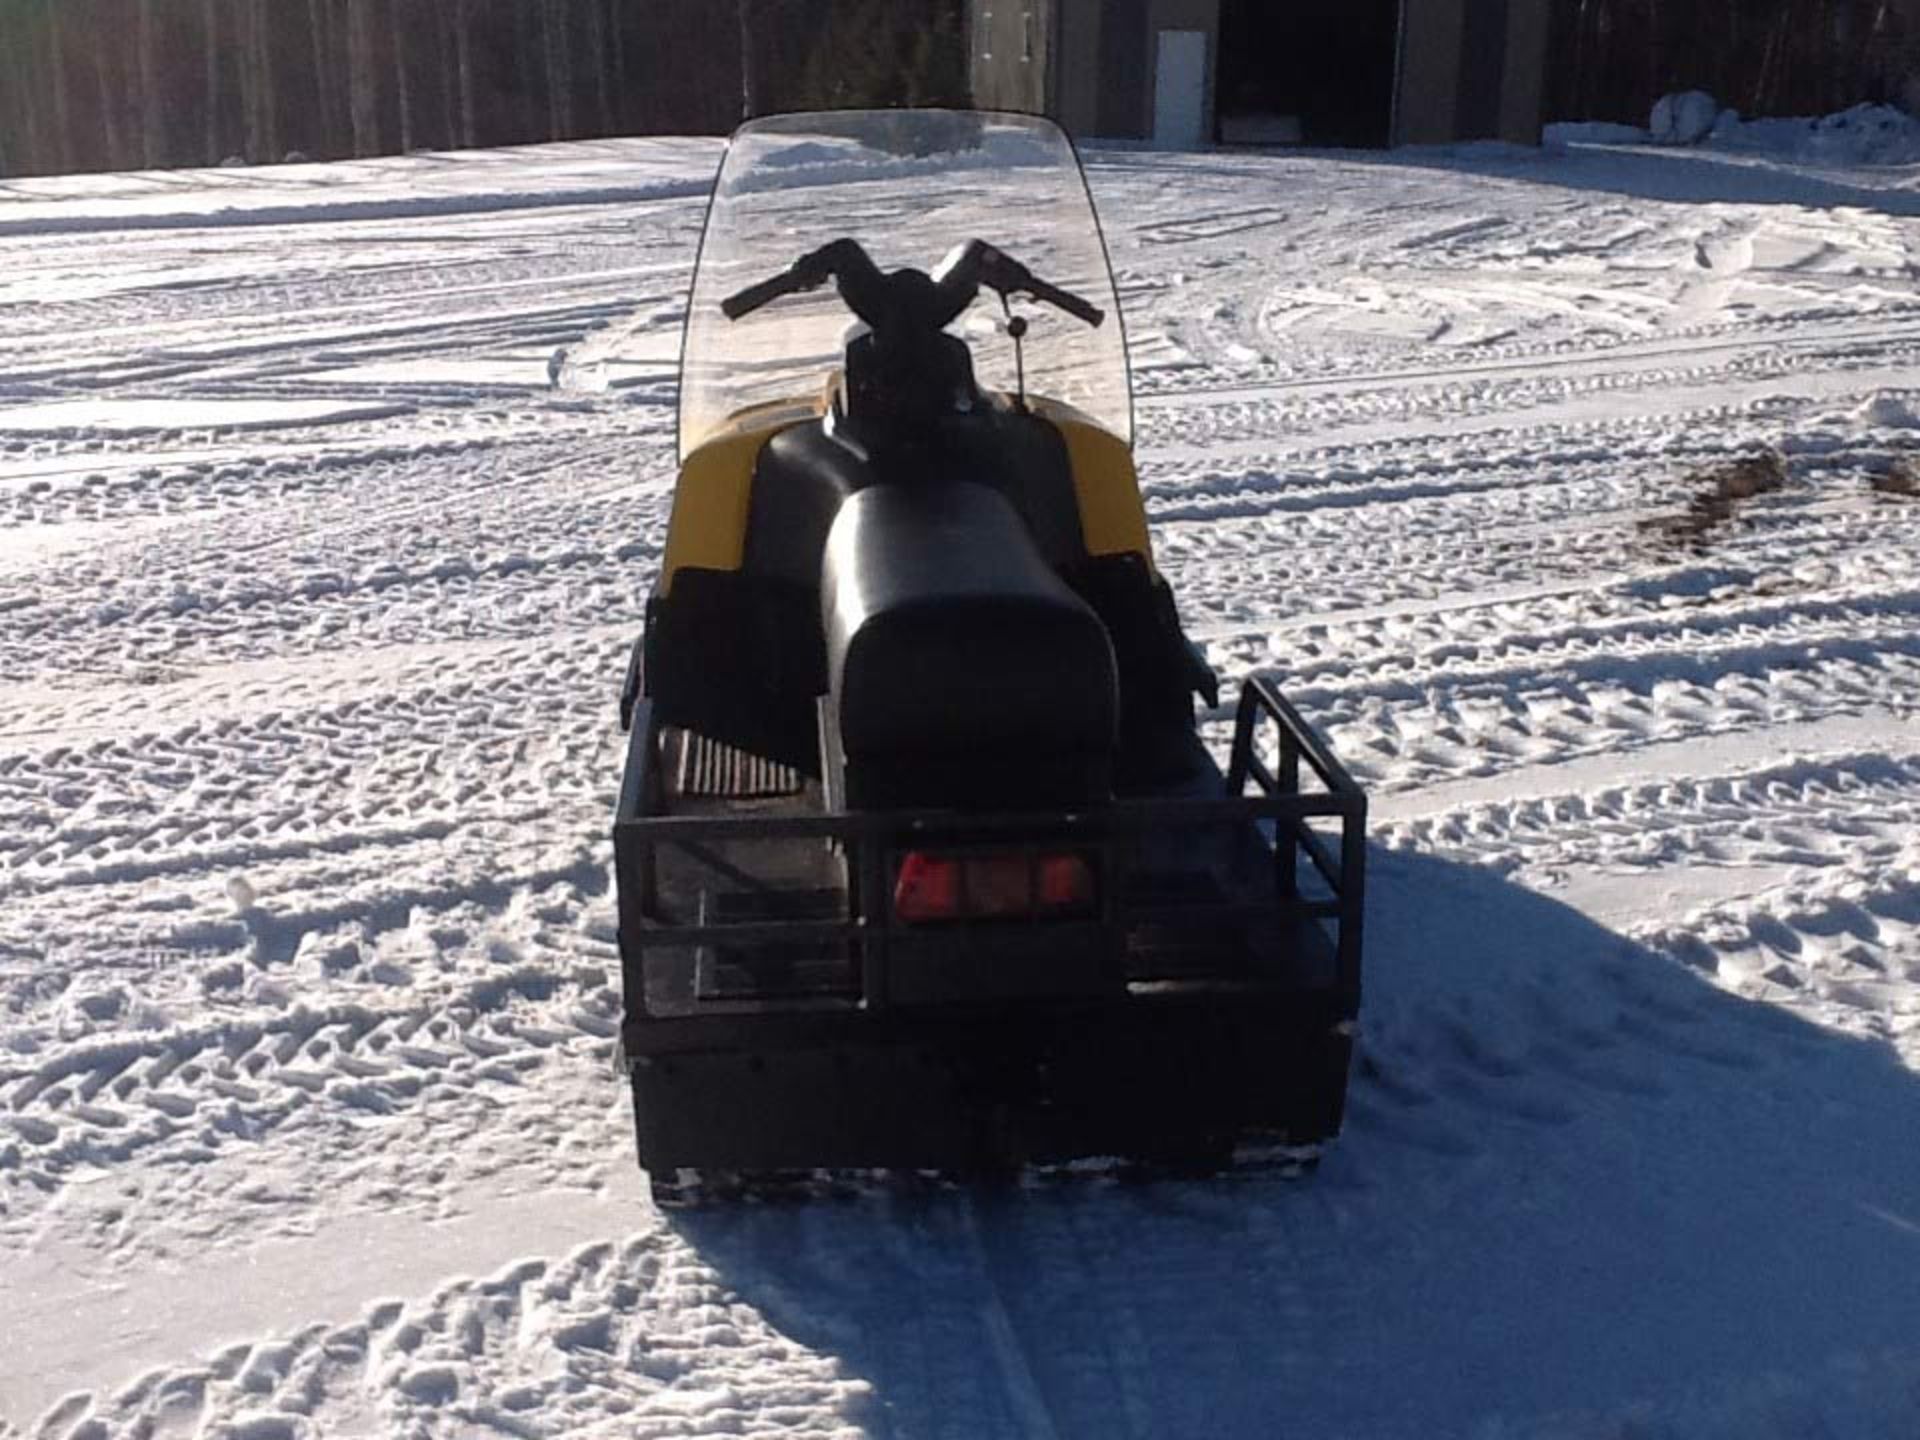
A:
[[743, 410, 1087, 586], [821, 482, 1117, 809], [742, 424, 869, 588]]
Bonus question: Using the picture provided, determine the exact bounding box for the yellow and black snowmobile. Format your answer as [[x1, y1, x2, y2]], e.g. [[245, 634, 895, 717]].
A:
[[612, 110, 1365, 1195]]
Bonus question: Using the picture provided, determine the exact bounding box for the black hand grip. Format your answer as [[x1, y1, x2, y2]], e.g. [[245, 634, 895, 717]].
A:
[[967, 242, 1102, 329], [721, 269, 805, 321], [1029, 279, 1103, 328]]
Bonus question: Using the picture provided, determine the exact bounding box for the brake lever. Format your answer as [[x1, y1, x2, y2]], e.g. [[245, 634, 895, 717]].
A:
[[971, 242, 1104, 329]]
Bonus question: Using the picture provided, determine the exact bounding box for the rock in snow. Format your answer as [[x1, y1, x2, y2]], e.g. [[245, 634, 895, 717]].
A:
[[1651, 90, 1722, 145]]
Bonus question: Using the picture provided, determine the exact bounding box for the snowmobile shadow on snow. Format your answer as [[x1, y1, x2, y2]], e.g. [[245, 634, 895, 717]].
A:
[[658, 845, 1920, 1437]]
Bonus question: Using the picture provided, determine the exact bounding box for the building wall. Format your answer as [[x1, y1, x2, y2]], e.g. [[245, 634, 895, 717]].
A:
[[1394, 0, 1547, 145], [970, 0, 1053, 114], [1394, 0, 1464, 144], [1497, 0, 1550, 144], [1051, 0, 1218, 141], [1054, 0, 1104, 137], [979, 0, 1546, 147], [1092, 0, 1149, 135]]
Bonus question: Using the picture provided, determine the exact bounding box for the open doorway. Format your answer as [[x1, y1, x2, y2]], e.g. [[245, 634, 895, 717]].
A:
[[1215, 0, 1401, 147]]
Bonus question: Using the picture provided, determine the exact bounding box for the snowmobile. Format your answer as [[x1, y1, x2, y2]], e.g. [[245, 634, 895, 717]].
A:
[[612, 110, 1365, 1193]]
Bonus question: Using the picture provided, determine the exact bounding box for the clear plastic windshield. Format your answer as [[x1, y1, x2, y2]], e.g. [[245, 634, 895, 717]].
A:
[[677, 110, 1131, 460]]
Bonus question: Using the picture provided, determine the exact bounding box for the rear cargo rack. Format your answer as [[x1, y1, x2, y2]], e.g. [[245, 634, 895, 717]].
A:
[[613, 675, 1365, 1027], [1226, 676, 1368, 1015]]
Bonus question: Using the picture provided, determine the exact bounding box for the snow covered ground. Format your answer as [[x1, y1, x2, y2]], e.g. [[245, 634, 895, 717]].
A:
[[4, 129, 1920, 1437]]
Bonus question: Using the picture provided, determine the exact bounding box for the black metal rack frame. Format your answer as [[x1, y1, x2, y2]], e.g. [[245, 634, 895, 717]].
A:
[[612, 675, 1367, 1031]]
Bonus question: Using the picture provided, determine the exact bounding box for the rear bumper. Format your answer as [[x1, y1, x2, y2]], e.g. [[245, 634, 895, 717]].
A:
[[624, 986, 1351, 1173]]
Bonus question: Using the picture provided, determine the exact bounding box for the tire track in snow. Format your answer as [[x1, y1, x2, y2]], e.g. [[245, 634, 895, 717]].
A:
[[1225, 638, 1920, 797], [1139, 332, 1920, 456], [1634, 839, 1920, 1064], [15, 1225, 876, 1440], [0, 454, 667, 685], [1136, 311, 1920, 407], [0, 635, 623, 896], [0, 861, 625, 1261]]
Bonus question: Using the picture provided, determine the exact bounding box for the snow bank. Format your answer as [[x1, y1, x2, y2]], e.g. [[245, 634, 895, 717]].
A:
[[0, 138, 721, 238], [1552, 101, 1920, 167], [0, 176, 711, 238], [0, 398, 412, 436], [1544, 120, 1654, 145], [1713, 102, 1920, 165]]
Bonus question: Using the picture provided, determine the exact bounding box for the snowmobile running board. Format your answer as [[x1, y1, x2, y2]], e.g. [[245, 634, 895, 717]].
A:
[[612, 678, 1366, 1176]]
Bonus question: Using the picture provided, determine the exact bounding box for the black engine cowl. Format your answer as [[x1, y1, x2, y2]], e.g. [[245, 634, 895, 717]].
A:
[[821, 482, 1118, 810]]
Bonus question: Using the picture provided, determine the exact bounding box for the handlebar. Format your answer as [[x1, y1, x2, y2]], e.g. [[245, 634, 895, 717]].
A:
[[719, 270, 812, 321], [1013, 272, 1103, 328], [719, 238, 864, 320], [719, 237, 1104, 333]]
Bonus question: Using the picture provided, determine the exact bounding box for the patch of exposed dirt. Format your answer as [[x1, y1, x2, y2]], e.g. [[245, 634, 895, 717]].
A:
[[1871, 456, 1918, 498], [1642, 449, 1789, 553]]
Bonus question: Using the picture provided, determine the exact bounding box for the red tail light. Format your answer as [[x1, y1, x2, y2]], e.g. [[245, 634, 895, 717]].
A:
[[1037, 853, 1095, 911], [964, 855, 1035, 918], [894, 852, 962, 923], [893, 850, 1096, 924]]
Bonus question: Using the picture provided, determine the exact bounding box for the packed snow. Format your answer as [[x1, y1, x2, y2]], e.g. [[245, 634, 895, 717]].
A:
[[3, 125, 1920, 1438]]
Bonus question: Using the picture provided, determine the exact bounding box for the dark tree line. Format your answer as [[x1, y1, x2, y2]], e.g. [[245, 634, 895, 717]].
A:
[[0, 0, 967, 180], [1549, 0, 1917, 125]]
